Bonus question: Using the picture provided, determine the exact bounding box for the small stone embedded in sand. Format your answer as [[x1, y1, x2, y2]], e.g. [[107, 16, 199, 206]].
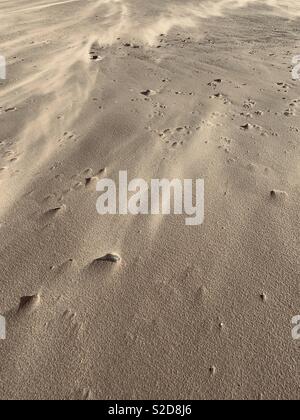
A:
[[85, 176, 98, 187], [260, 293, 267, 302], [18, 294, 40, 313], [270, 189, 288, 201], [97, 167, 107, 176], [95, 253, 121, 263], [89, 51, 103, 62], [141, 89, 156, 97], [240, 123, 253, 130], [47, 204, 67, 216], [91, 55, 103, 62], [209, 366, 217, 376]]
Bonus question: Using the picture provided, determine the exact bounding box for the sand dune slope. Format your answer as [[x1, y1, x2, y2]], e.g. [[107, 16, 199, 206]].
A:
[[0, 0, 299, 400]]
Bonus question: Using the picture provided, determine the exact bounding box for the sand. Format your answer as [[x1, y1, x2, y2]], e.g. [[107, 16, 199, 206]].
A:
[[0, 0, 299, 400]]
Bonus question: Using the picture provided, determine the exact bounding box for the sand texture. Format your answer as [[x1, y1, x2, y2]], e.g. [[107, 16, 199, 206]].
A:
[[0, 0, 299, 400]]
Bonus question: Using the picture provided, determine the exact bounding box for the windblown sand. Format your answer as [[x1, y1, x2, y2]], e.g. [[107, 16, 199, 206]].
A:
[[0, 0, 299, 400]]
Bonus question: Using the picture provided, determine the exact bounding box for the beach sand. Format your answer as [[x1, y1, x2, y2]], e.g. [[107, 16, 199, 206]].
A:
[[0, 0, 299, 400]]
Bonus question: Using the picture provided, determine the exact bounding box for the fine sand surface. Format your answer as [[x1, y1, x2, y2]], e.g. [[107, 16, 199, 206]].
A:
[[0, 0, 299, 400]]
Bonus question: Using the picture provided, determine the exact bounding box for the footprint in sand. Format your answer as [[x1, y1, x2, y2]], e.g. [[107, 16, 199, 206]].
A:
[[284, 109, 295, 117], [209, 92, 231, 105], [58, 131, 78, 146], [276, 82, 291, 93], [284, 99, 300, 117], [243, 99, 256, 109], [218, 137, 232, 154], [158, 126, 192, 143], [170, 141, 184, 148]]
